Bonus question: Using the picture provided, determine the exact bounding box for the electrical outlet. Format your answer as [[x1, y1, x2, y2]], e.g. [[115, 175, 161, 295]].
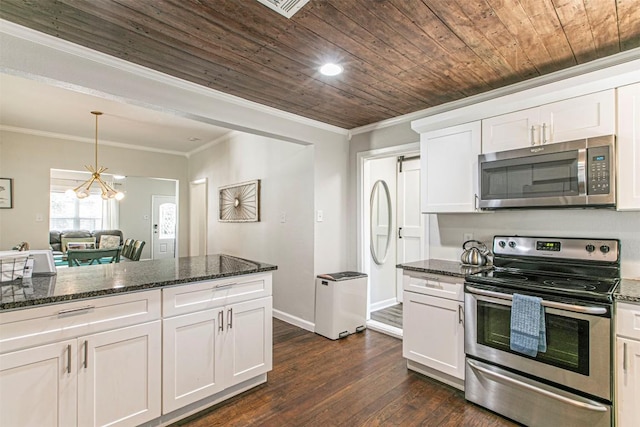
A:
[[280, 212, 287, 223], [463, 232, 474, 242]]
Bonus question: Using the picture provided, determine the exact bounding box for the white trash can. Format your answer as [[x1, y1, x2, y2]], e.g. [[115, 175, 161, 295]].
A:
[[314, 271, 368, 340]]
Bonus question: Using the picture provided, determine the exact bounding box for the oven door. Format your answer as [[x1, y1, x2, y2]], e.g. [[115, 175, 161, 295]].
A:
[[464, 284, 611, 401]]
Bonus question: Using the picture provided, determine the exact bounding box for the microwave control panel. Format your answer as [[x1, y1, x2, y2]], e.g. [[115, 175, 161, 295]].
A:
[[587, 146, 610, 195]]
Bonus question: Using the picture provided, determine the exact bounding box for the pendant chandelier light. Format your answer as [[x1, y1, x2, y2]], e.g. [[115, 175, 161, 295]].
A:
[[72, 111, 124, 200]]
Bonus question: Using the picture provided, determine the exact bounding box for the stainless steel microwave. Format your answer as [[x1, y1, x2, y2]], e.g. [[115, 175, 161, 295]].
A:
[[478, 135, 616, 209]]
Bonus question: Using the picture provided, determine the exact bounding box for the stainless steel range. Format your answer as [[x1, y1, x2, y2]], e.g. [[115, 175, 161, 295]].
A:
[[464, 235, 620, 427]]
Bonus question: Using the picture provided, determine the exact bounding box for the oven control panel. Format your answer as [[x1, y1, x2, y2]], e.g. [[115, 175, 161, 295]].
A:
[[493, 236, 619, 262]]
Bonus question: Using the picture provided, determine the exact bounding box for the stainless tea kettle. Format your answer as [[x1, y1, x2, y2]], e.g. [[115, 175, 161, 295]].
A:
[[460, 240, 492, 266]]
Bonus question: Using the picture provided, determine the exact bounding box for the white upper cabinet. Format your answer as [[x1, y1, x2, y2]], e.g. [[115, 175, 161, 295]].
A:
[[420, 121, 481, 213], [481, 108, 539, 152], [617, 82, 640, 211], [482, 90, 615, 153]]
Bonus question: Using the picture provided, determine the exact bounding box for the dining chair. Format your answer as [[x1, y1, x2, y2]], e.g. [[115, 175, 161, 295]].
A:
[[67, 248, 121, 267], [121, 238, 135, 259], [129, 240, 145, 261]]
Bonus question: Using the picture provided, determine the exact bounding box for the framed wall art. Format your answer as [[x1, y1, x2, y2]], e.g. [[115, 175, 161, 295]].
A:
[[0, 178, 13, 209], [219, 179, 260, 222]]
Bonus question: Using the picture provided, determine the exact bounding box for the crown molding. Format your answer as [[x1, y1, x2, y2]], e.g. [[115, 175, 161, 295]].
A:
[[0, 125, 189, 157], [186, 130, 238, 158]]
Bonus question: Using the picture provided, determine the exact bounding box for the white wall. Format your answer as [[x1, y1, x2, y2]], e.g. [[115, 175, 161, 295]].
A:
[[313, 137, 350, 277], [429, 210, 640, 278], [119, 176, 177, 260], [188, 132, 316, 323], [0, 131, 188, 253]]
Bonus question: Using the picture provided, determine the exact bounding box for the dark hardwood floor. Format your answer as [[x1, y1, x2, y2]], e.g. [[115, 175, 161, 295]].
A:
[[173, 319, 518, 427], [371, 304, 403, 329]]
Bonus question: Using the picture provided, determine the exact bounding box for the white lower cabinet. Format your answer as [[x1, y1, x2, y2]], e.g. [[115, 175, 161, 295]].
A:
[[0, 339, 77, 426], [0, 321, 161, 427], [78, 321, 161, 427], [402, 272, 465, 390], [225, 297, 273, 387], [162, 296, 273, 413], [616, 337, 640, 427], [161, 272, 273, 417], [0, 290, 162, 427], [616, 302, 640, 426], [162, 308, 225, 413], [0, 273, 273, 426]]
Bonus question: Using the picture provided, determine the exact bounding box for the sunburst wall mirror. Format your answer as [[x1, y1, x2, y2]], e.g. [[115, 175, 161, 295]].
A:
[[219, 179, 260, 222]]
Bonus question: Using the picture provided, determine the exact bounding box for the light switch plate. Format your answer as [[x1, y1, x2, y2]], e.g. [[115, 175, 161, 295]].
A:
[[316, 210, 324, 222]]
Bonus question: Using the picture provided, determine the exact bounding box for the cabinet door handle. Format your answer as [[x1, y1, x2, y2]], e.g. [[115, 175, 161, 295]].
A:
[[58, 305, 95, 316], [530, 125, 536, 145], [218, 310, 224, 332], [458, 304, 464, 325], [398, 227, 403, 239], [542, 123, 547, 144], [83, 340, 88, 369], [228, 308, 233, 329], [215, 283, 236, 290], [67, 344, 72, 374], [474, 193, 479, 211], [623, 342, 628, 371]]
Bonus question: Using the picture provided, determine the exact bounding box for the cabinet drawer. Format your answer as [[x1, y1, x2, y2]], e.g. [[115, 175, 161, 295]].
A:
[[616, 302, 640, 340], [403, 273, 464, 301], [0, 290, 161, 353], [162, 273, 272, 317]]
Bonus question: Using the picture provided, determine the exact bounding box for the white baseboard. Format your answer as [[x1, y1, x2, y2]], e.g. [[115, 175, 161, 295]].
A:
[[273, 309, 315, 332], [369, 297, 398, 312], [366, 319, 403, 339]]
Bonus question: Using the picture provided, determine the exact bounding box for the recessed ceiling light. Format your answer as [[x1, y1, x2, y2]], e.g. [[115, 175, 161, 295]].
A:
[[188, 137, 201, 142], [320, 63, 343, 76]]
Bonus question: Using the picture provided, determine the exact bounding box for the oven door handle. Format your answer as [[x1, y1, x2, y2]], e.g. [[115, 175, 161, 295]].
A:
[[465, 286, 608, 315], [467, 360, 608, 413]]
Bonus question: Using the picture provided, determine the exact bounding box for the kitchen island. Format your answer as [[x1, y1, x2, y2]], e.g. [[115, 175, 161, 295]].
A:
[[0, 254, 276, 427]]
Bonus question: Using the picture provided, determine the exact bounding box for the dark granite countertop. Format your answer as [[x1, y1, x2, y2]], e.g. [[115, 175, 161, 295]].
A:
[[615, 278, 640, 304], [0, 254, 277, 311], [396, 259, 492, 278]]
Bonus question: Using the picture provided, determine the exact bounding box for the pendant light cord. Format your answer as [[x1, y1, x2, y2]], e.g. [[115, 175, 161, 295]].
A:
[[91, 111, 102, 171]]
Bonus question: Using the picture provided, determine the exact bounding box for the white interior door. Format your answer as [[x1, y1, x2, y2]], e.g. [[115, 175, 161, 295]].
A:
[[189, 180, 207, 256], [152, 195, 176, 259], [396, 157, 424, 302]]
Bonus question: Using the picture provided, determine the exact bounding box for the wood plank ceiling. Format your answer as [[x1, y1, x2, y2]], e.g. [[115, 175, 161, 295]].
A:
[[1, 0, 639, 129]]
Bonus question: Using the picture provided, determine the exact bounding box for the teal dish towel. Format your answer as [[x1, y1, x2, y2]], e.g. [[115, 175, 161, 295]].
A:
[[510, 293, 547, 357]]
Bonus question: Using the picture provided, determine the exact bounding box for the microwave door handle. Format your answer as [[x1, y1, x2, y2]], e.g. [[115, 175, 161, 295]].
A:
[[465, 286, 607, 315], [577, 148, 587, 195]]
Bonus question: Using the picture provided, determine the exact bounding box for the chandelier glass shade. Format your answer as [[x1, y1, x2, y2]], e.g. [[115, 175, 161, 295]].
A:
[[72, 111, 124, 200]]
